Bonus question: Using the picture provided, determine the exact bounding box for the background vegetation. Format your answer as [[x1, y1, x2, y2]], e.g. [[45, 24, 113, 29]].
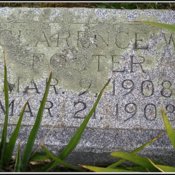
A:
[[0, 2, 174, 10]]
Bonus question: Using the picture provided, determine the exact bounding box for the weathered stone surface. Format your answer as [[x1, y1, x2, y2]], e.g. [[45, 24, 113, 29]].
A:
[[0, 8, 175, 165]]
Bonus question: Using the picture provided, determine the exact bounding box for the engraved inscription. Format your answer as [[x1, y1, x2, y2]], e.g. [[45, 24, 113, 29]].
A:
[[0, 12, 173, 131]]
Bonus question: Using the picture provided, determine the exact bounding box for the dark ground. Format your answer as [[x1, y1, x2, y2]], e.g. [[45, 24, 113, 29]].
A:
[[0, 3, 174, 9]]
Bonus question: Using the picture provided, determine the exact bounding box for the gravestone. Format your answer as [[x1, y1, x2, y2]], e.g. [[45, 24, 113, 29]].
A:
[[0, 8, 175, 165]]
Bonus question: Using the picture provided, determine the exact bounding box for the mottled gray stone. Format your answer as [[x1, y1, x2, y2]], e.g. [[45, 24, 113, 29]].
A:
[[0, 8, 175, 165]]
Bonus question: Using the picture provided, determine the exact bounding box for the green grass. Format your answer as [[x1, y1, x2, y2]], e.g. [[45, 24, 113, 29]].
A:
[[3, 102, 27, 166], [42, 78, 111, 172], [0, 53, 54, 171], [0, 54, 110, 172], [107, 133, 162, 168], [14, 144, 21, 172], [0, 53, 9, 168], [83, 108, 175, 172], [20, 72, 52, 171]]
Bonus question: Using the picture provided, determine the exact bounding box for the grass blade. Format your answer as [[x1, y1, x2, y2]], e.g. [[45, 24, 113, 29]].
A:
[[21, 72, 52, 171], [126, 166, 148, 172], [59, 78, 110, 159], [14, 143, 21, 172], [3, 102, 28, 165], [45, 78, 111, 171], [138, 21, 175, 32], [161, 109, 175, 149], [111, 152, 158, 171], [0, 52, 9, 167], [82, 165, 132, 172], [41, 145, 83, 172], [149, 158, 175, 172], [153, 165, 175, 172], [29, 152, 50, 162], [108, 133, 162, 168]]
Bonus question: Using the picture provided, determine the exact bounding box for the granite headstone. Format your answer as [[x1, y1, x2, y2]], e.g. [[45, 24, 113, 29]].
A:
[[0, 8, 175, 165]]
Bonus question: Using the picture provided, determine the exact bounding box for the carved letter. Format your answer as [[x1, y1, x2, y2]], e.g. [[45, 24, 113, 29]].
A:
[[46, 78, 59, 95], [44, 101, 54, 117], [92, 55, 106, 72], [112, 55, 125, 73], [35, 31, 51, 47], [134, 33, 149, 50], [23, 80, 40, 94], [163, 33, 175, 48], [115, 31, 129, 49], [0, 99, 15, 116], [24, 101, 33, 117], [130, 55, 146, 73]]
